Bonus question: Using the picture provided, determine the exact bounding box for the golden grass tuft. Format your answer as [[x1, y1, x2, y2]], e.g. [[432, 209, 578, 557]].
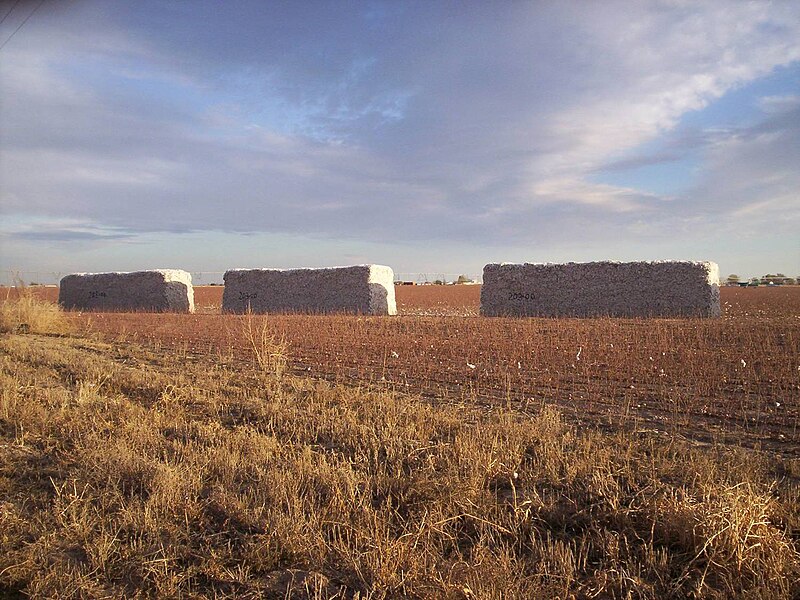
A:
[[0, 284, 71, 335], [238, 309, 289, 379]]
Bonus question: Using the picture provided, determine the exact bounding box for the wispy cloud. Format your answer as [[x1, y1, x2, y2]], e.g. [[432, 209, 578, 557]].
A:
[[0, 216, 136, 242], [692, 97, 800, 230]]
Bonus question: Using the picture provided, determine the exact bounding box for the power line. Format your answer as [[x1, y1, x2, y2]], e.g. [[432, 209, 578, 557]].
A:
[[0, 0, 45, 52], [0, 0, 23, 27]]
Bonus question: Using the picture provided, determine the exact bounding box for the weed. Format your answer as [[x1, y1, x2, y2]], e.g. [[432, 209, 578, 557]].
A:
[[0, 281, 70, 335], [239, 307, 289, 379]]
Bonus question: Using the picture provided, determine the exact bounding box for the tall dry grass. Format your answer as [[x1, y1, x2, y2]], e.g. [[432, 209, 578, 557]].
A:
[[1, 333, 797, 598], [238, 308, 289, 379], [0, 284, 71, 335]]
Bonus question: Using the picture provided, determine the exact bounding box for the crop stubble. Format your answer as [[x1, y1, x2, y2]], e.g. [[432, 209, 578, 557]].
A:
[[50, 285, 798, 456]]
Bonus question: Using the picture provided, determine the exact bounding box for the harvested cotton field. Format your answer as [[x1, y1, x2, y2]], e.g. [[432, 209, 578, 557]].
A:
[[47, 285, 800, 453], [6, 2, 800, 596], [2, 284, 799, 598]]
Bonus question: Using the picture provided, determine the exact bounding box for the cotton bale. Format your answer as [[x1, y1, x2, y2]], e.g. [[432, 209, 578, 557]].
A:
[[480, 261, 720, 318], [59, 270, 194, 313], [222, 265, 397, 315]]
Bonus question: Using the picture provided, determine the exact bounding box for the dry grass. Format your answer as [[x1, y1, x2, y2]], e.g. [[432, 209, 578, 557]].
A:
[[0, 285, 71, 335], [238, 309, 290, 379], [1, 332, 798, 598]]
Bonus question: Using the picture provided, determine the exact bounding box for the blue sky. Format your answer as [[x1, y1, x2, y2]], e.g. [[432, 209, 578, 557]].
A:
[[1, 0, 798, 283]]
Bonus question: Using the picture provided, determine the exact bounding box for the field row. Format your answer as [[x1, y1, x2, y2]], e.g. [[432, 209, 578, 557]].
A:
[[7, 285, 799, 451], [69, 287, 800, 456]]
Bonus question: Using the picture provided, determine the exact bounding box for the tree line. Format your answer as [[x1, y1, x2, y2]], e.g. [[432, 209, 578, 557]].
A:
[[725, 273, 798, 286]]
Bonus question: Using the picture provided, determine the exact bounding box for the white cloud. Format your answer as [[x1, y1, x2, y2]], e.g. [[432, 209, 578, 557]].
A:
[[0, 215, 135, 241], [758, 94, 800, 113], [516, 2, 800, 216], [528, 178, 662, 212]]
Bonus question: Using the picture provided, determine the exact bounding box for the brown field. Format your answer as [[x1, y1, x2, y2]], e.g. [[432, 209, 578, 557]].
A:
[[55, 286, 800, 455], [4, 285, 800, 452], [1, 284, 799, 597]]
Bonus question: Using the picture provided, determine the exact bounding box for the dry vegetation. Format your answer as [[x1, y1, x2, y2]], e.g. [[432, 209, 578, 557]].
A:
[[1, 286, 799, 598], [74, 287, 800, 456], [0, 285, 71, 336]]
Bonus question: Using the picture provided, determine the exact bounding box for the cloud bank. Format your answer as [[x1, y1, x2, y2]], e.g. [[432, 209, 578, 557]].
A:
[[1, 1, 798, 273]]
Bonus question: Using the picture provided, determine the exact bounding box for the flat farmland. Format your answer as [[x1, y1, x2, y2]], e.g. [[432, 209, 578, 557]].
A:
[[53, 285, 800, 455], [3, 284, 800, 597]]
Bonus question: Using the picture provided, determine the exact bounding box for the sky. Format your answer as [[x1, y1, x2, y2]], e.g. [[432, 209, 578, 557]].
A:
[[1, 0, 799, 283]]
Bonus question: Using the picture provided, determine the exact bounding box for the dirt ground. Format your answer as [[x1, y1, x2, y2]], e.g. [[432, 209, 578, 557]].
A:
[[11, 285, 789, 458]]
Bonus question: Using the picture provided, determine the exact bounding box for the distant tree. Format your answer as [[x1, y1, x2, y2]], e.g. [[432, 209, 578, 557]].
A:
[[726, 274, 740, 286], [456, 275, 472, 284], [433, 279, 445, 286], [749, 277, 760, 286], [761, 274, 785, 285], [784, 277, 797, 286]]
